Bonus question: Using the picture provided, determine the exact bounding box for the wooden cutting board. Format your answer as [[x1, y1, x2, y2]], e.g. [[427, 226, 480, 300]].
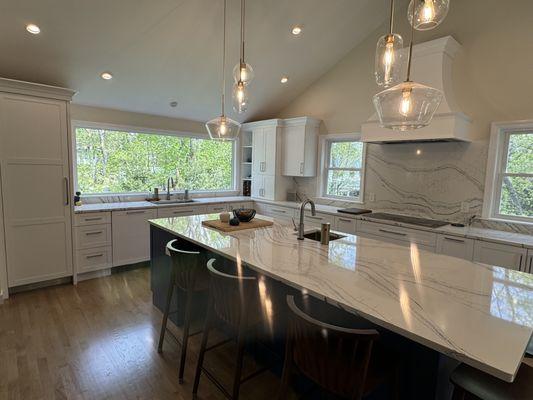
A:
[[202, 218, 273, 232]]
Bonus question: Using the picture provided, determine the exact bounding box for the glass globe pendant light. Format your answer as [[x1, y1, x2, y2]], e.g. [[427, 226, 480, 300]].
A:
[[232, 0, 254, 88], [232, 80, 248, 114], [408, 0, 450, 31], [375, 0, 404, 87], [206, 0, 241, 141], [373, 1, 443, 131]]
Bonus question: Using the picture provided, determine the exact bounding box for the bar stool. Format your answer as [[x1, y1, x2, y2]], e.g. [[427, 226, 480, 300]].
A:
[[192, 258, 269, 400], [278, 295, 397, 400], [450, 362, 533, 400], [157, 239, 210, 384]]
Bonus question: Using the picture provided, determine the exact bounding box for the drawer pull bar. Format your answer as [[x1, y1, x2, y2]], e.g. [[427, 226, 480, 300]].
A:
[[126, 210, 146, 215], [272, 209, 287, 214], [443, 237, 465, 243], [378, 229, 406, 236], [306, 216, 323, 220], [173, 210, 194, 214], [84, 217, 103, 222], [85, 231, 103, 236], [338, 218, 352, 223], [86, 254, 104, 259]]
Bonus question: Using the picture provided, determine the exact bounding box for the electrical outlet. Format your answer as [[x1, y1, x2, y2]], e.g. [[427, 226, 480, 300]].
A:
[[461, 201, 470, 213], [368, 193, 376, 202]]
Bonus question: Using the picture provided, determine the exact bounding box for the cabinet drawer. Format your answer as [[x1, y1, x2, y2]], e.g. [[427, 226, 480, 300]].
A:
[[267, 205, 295, 220], [157, 206, 206, 218], [335, 216, 357, 235], [206, 204, 228, 214], [358, 220, 437, 248], [436, 235, 474, 261], [228, 202, 254, 211], [76, 246, 112, 273], [75, 224, 112, 249], [74, 212, 111, 226], [304, 212, 335, 227], [473, 240, 527, 271]]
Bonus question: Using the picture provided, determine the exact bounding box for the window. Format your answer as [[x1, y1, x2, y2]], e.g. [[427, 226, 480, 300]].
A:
[[483, 122, 533, 223], [319, 134, 366, 201], [74, 124, 235, 195]]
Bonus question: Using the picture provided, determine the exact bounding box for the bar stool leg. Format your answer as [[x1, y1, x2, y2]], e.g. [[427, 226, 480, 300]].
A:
[[278, 334, 294, 400], [178, 289, 194, 384], [232, 328, 247, 400], [158, 270, 176, 353], [451, 387, 466, 400], [193, 296, 215, 398]]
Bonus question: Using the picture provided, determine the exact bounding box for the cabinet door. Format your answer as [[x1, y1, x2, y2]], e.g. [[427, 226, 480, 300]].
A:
[[436, 235, 474, 261], [282, 125, 305, 176], [156, 205, 206, 218], [526, 250, 533, 274], [262, 175, 276, 200], [473, 240, 527, 271], [251, 175, 263, 197], [263, 127, 277, 176], [206, 204, 228, 214], [252, 129, 264, 176], [112, 209, 157, 267], [0, 94, 73, 287], [335, 216, 357, 234]]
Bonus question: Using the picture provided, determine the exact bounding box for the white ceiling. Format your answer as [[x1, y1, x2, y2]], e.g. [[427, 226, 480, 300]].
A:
[[0, 0, 391, 122]]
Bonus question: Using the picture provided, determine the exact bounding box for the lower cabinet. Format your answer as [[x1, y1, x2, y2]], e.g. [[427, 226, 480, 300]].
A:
[[436, 235, 474, 261], [335, 216, 357, 235], [73, 211, 113, 275], [206, 204, 229, 214], [473, 240, 528, 272], [112, 209, 157, 267], [357, 221, 437, 251], [303, 211, 335, 228], [157, 205, 206, 218]]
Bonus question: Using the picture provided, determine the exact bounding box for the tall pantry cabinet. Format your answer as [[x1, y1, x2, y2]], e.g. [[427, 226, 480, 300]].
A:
[[0, 78, 76, 296]]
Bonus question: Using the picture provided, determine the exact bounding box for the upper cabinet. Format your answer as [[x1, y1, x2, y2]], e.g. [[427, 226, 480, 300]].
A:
[[281, 117, 320, 177], [252, 125, 278, 177]]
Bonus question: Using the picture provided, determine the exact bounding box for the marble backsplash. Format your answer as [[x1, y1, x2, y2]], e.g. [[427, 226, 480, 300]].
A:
[[294, 140, 532, 235]]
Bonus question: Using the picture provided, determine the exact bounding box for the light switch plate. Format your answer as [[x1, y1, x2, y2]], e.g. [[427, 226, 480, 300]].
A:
[[368, 193, 376, 202]]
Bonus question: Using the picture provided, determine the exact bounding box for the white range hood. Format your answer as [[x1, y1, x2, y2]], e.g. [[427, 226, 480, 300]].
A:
[[362, 36, 473, 143]]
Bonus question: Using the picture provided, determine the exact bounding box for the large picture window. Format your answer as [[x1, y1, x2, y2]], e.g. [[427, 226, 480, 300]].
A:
[[319, 134, 366, 202], [484, 122, 533, 223], [74, 124, 235, 194]]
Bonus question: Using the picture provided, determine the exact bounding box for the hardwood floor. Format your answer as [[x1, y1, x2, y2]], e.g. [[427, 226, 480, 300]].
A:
[[0, 268, 281, 400]]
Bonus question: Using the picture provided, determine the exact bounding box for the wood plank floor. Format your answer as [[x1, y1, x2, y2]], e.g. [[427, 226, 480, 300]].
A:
[[0, 268, 282, 400]]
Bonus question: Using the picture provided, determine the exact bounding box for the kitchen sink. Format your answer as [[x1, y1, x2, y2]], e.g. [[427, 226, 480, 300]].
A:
[[153, 199, 196, 205], [301, 230, 346, 242]]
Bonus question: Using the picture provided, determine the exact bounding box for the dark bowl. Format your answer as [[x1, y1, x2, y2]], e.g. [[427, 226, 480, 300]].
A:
[[233, 208, 256, 222]]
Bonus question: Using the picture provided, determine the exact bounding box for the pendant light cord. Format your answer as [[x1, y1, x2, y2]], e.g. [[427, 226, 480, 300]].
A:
[[221, 0, 227, 116], [406, 0, 416, 82], [241, 0, 246, 64], [388, 0, 395, 35]]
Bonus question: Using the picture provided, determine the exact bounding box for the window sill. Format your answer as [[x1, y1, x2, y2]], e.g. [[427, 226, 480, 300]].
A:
[[315, 196, 365, 205], [486, 216, 533, 227]]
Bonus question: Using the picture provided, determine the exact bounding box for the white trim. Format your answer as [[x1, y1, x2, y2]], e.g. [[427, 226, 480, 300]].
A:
[[0, 77, 76, 101], [317, 133, 366, 202], [71, 120, 239, 196], [482, 120, 533, 223]]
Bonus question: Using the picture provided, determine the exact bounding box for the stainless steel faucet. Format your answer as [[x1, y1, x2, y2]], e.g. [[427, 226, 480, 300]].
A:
[[166, 177, 175, 200], [297, 199, 316, 240]]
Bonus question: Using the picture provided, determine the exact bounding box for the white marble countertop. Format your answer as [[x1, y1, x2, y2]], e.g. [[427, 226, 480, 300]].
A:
[[150, 214, 533, 382]]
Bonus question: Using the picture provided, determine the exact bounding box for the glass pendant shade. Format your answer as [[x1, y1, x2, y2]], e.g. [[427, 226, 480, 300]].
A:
[[233, 62, 254, 85], [373, 81, 443, 131], [375, 33, 404, 87], [232, 82, 248, 114], [206, 115, 241, 141], [408, 0, 450, 31]]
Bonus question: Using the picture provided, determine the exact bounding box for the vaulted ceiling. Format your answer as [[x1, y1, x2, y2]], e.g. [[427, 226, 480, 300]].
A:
[[0, 0, 392, 122]]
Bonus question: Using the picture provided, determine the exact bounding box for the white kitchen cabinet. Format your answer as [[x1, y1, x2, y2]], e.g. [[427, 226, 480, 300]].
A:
[[76, 246, 113, 274], [228, 202, 254, 211], [0, 81, 75, 288], [112, 209, 157, 267], [282, 117, 320, 177], [526, 250, 533, 274], [303, 211, 335, 228], [205, 204, 228, 214], [74, 212, 111, 226], [75, 224, 112, 250], [473, 240, 527, 271], [357, 221, 437, 251], [73, 211, 113, 276], [335, 216, 357, 235], [436, 234, 474, 261], [156, 205, 206, 218], [252, 175, 278, 201], [266, 204, 296, 221]]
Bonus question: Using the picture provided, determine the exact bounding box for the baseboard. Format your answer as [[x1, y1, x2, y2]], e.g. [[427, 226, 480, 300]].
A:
[[9, 276, 73, 294], [77, 268, 112, 282]]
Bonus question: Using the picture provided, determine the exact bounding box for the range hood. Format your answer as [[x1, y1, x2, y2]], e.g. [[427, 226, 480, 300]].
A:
[[362, 36, 473, 143]]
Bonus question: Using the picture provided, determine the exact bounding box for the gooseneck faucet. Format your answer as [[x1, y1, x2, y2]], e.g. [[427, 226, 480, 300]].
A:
[[166, 177, 175, 200], [298, 199, 316, 240]]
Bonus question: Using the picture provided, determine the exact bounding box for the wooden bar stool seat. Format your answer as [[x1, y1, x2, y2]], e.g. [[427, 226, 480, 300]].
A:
[[157, 239, 210, 384], [278, 295, 398, 400], [450, 362, 533, 400]]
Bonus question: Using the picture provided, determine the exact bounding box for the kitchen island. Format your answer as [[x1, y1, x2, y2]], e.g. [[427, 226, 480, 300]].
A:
[[149, 214, 533, 387]]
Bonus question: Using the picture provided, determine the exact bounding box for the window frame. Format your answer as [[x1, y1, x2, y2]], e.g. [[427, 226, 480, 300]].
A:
[[483, 120, 533, 223], [317, 133, 366, 203], [71, 120, 240, 197]]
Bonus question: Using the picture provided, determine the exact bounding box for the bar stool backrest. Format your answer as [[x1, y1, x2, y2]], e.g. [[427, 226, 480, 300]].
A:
[[286, 295, 380, 400], [206, 259, 258, 330], [166, 239, 209, 291]]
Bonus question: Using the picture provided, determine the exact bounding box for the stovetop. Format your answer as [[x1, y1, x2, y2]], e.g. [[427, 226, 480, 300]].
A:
[[364, 213, 449, 228]]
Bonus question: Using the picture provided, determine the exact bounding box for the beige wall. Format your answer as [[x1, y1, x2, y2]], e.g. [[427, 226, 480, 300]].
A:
[[278, 0, 533, 139], [71, 104, 207, 135]]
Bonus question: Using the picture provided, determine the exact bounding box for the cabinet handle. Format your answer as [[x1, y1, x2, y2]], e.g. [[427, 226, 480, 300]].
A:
[[64, 177, 70, 206], [173, 210, 193, 214], [529, 256, 533, 274], [519, 254, 523, 271], [86, 253, 104, 259], [272, 209, 287, 214], [378, 228, 406, 236], [300, 162, 304, 174], [307, 216, 323, 220], [84, 217, 103, 222], [126, 210, 146, 215], [443, 236, 465, 243], [338, 218, 352, 223], [85, 231, 103, 236]]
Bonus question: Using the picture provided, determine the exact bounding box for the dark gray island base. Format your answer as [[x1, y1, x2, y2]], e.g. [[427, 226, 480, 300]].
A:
[[148, 223, 461, 399]]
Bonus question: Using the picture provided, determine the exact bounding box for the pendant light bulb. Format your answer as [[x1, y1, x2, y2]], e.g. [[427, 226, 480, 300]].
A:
[[232, 62, 254, 86], [408, 0, 450, 31], [233, 81, 249, 114], [375, 0, 403, 87], [399, 88, 413, 117]]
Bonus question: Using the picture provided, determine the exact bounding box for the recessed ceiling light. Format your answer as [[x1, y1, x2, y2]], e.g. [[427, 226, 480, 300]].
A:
[[170, 101, 178, 108], [291, 26, 302, 35], [280, 76, 289, 84], [101, 72, 113, 80], [26, 24, 40, 34]]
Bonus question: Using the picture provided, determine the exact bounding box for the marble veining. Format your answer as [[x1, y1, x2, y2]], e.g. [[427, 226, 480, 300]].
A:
[[150, 215, 533, 382]]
